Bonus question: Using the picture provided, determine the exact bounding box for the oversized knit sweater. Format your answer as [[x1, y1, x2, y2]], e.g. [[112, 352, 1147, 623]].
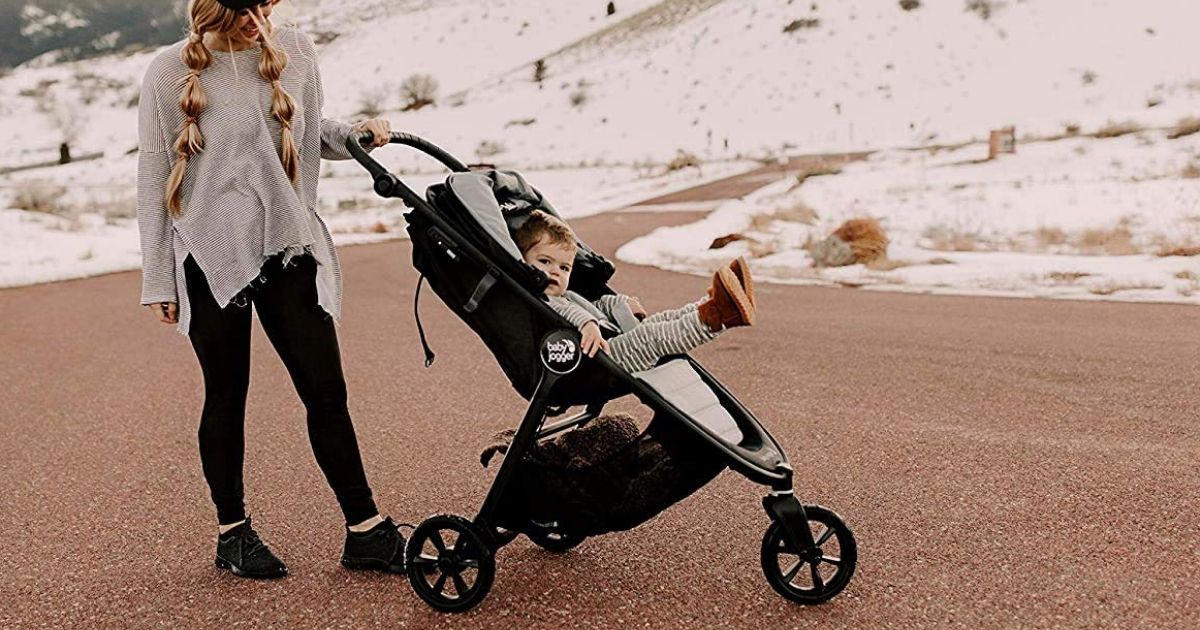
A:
[[136, 27, 365, 335]]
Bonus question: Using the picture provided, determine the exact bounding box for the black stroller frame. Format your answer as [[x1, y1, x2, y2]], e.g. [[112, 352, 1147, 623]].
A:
[[346, 132, 857, 612]]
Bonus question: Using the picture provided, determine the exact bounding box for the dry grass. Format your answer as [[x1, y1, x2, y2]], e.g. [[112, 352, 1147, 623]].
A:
[[1074, 220, 1137, 255], [922, 225, 981, 252], [899, 0, 921, 10], [1092, 120, 1142, 138], [832, 218, 889, 264], [1088, 280, 1164, 295], [665, 150, 701, 172], [748, 204, 819, 231], [1159, 246, 1200, 257], [1033, 226, 1067, 247], [1167, 117, 1200, 140], [1176, 270, 1200, 280], [1182, 162, 1200, 179], [1044, 271, 1091, 284], [865, 258, 914, 271], [793, 163, 843, 188], [12, 179, 69, 215]]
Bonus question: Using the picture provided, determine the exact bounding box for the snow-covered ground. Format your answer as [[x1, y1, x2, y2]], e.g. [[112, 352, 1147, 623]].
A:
[[0, 158, 749, 288], [619, 131, 1200, 305], [1, 0, 1198, 304]]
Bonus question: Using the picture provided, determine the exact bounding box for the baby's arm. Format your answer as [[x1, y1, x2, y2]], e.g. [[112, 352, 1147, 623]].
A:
[[547, 298, 610, 356]]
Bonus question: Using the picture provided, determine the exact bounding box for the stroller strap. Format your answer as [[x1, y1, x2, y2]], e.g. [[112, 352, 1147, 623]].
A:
[[414, 275, 436, 367], [464, 268, 499, 313]]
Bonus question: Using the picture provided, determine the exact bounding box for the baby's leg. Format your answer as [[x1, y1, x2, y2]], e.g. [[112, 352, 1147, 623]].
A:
[[607, 310, 719, 373], [641, 298, 704, 325]]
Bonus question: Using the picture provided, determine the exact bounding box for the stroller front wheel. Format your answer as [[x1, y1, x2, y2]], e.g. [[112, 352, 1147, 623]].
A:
[[405, 514, 496, 613], [760, 505, 857, 604]]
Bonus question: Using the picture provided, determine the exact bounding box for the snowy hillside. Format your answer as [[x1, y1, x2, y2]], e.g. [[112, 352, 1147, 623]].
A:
[[0, 0, 1198, 299]]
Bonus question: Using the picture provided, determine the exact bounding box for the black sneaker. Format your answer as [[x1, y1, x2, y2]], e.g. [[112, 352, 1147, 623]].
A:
[[341, 517, 405, 574], [215, 518, 288, 579]]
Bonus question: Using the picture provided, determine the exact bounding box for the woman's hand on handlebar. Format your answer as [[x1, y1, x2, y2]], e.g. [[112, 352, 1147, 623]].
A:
[[148, 302, 178, 324], [352, 118, 392, 148]]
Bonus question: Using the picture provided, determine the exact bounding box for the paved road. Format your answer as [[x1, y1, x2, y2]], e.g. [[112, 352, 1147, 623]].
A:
[[1, 195, 1198, 628]]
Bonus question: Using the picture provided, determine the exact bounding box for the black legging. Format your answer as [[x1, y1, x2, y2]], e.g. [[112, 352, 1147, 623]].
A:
[[184, 253, 377, 526]]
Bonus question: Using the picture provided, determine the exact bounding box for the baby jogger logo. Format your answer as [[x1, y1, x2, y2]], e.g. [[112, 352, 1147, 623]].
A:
[[541, 329, 582, 374]]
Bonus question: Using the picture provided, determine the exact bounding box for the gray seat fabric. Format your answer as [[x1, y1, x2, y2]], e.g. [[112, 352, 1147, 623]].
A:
[[446, 172, 524, 261], [634, 360, 743, 444]]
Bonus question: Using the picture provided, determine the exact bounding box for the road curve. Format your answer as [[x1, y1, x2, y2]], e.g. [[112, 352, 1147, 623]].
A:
[[0, 203, 1197, 628]]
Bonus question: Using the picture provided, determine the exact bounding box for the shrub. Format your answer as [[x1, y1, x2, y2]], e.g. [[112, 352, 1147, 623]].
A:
[[569, 87, 589, 108], [1183, 162, 1200, 179], [965, 0, 995, 20], [1074, 221, 1137, 255], [832, 218, 889, 264], [12, 179, 69, 215], [400, 74, 438, 111], [533, 59, 547, 85], [899, 0, 921, 10], [357, 87, 387, 118], [783, 18, 820, 33], [1093, 120, 1141, 138], [665, 150, 700, 172], [1167, 117, 1200, 140]]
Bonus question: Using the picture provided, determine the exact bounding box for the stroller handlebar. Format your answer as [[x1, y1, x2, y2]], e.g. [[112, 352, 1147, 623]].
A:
[[345, 131, 471, 200]]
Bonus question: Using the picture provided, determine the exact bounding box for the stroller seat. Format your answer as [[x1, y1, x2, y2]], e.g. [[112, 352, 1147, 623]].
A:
[[635, 359, 743, 444]]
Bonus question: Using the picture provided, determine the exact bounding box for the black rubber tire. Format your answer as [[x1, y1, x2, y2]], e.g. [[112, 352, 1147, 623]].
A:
[[526, 529, 585, 553], [405, 515, 496, 613], [760, 504, 857, 604]]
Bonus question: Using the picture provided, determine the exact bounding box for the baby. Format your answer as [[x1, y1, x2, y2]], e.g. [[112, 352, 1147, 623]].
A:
[[514, 211, 755, 373]]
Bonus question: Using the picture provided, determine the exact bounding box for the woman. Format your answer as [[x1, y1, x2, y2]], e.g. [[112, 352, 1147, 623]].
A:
[[136, 0, 402, 579]]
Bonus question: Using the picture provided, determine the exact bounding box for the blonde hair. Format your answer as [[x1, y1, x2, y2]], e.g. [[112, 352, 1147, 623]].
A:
[[165, 0, 299, 216]]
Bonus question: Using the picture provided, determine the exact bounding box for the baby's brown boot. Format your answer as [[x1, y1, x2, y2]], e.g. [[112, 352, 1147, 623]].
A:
[[698, 267, 755, 332], [729, 256, 755, 307]]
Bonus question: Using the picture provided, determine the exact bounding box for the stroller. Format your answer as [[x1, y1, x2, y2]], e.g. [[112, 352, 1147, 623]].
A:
[[346, 133, 857, 612]]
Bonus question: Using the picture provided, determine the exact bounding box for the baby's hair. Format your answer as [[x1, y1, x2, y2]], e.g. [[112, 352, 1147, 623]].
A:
[[515, 210, 577, 254]]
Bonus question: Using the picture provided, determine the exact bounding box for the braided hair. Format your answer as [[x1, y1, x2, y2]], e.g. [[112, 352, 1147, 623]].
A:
[[165, 0, 300, 216]]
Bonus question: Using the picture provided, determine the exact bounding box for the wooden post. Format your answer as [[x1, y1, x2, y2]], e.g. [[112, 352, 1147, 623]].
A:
[[988, 126, 1015, 160]]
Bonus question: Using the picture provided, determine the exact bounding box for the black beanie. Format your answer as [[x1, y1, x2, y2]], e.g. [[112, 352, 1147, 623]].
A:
[[215, 0, 262, 11]]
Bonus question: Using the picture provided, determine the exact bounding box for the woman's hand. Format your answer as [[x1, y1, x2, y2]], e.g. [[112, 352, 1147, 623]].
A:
[[579, 320, 610, 357], [353, 118, 392, 148], [148, 302, 178, 324], [626, 296, 648, 321]]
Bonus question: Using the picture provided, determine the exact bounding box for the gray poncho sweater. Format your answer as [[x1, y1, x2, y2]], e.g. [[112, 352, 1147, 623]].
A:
[[136, 27, 365, 335]]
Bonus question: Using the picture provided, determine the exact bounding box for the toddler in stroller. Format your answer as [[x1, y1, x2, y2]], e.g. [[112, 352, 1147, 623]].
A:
[[345, 132, 857, 613], [514, 209, 756, 370]]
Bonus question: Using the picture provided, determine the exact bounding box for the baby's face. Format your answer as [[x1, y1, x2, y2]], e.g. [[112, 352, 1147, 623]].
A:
[[523, 238, 576, 297]]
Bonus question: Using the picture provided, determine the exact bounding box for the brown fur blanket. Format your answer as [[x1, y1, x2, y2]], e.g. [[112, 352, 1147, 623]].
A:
[[480, 413, 725, 537]]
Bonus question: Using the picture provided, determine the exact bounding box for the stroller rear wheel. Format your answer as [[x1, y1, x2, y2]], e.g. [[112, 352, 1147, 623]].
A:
[[526, 529, 585, 553], [405, 514, 496, 613], [760, 505, 856, 604]]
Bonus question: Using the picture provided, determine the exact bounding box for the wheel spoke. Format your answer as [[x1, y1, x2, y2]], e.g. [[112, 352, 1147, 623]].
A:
[[452, 572, 470, 596], [433, 573, 449, 596], [431, 531, 447, 553], [782, 560, 803, 583], [411, 553, 438, 567], [821, 555, 842, 566], [810, 562, 825, 590], [814, 525, 836, 547]]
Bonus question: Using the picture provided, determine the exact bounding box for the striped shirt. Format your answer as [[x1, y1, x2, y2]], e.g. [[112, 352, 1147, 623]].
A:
[[136, 26, 365, 335], [547, 293, 719, 373]]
